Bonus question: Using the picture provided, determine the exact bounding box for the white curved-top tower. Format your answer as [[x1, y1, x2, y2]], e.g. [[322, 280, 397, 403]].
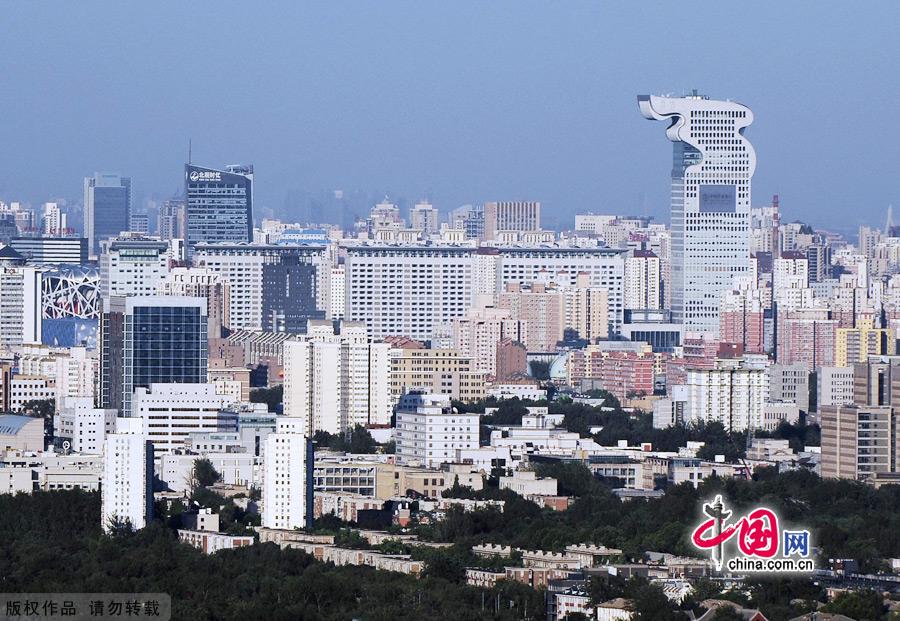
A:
[[638, 92, 756, 335]]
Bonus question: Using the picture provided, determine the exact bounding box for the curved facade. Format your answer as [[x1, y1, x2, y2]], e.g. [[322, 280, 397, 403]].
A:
[[638, 93, 755, 335], [42, 264, 101, 319]]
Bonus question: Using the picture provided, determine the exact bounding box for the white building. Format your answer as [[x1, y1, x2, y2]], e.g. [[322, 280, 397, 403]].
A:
[[101, 417, 152, 532], [282, 320, 391, 435], [639, 93, 755, 335], [0, 259, 42, 347], [262, 416, 310, 530], [395, 393, 479, 468], [131, 383, 235, 455], [99, 237, 170, 298], [410, 201, 440, 234], [683, 357, 770, 431], [54, 396, 117, 454], [818, 366, 855, 409], [624, 249, 661, 310], [159, 452, 256, 494], [499, 469, 558, 496], [343, 243, 474, 341], [329, 265, 345, 320]]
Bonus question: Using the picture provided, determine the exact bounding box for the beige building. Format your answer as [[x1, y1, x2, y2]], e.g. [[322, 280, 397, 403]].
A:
[[821, 404, 900, 480], [483, 201, 541, 240], [388, 343, 485, 403], [497, 282, 563, 353], [0, 414, 44, 452], [375, 462, 483, 499], [158, 267, 231, 338], [453, 306, 527, 377], [560, 275, 609, 342]]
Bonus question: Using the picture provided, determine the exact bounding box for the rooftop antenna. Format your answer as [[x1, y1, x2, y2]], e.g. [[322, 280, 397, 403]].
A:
[[188, 139, 192, 165], [885, 204, 894, 236]]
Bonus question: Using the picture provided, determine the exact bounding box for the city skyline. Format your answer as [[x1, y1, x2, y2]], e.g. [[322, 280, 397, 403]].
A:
[[3, 3, 900, 234]]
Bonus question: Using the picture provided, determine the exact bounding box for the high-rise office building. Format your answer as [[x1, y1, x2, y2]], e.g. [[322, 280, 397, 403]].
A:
[[84, 173, 132, 258], [184, 164, 253, 255], [99, 237, 170, 299], [639, 92, 756, 335], [261, 254, 323, 333], [100, 296, 208, 415]]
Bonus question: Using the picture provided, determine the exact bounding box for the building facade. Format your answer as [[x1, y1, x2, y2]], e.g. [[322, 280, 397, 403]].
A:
[[639, 93, 755, 335]]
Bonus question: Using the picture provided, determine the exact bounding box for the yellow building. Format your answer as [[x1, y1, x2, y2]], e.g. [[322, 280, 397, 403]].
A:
[[388, 344, 486, 404], [835, 320, 895, 367]]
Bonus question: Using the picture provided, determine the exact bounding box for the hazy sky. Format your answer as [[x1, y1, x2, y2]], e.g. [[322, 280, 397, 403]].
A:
[[2, 2, 898, 233]]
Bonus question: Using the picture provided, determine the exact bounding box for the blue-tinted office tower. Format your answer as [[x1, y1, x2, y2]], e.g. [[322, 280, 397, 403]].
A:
[[84, 173, 132, 258], [100, 296, 208, 415], [184, 164, 253, 256]]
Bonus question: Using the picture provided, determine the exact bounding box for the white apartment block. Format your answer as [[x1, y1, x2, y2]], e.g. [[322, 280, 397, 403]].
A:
[[102, 417, 152, 532], [395, 393, 479, 468], [683, 357, 770, 431], [263, 416, 310, 530], [343, 244, 474, 341], [0, 264, 42, 347], [818, 366, 855, 409], [54, 396, 116, 454], [132, 383, 235, 455], [624, 250, 661, 310], [283, 321, 392, 435], [329, 265, 345, 320], [193, 243, 326, 331], [10, 376, 56, 412], [99, 238, 170, 298], [18, 346, 97, 406], [639, 93, 755, 335]]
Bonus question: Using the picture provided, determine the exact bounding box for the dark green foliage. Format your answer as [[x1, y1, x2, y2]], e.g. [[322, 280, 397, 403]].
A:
[[481, 399, 530, 426], [709, 607, 744, 621], [313, 425, 379, 454], [248, 385, 282, 412], [755, 419, 821, 453], [822, 590, 885, 620], [422, 464, 900, 572], [529, 361, 551, 380], [192, 457, 221, 489], [0, 490, 544, 620]]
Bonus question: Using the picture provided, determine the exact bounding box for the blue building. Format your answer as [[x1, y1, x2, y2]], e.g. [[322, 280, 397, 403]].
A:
[[184, 164, 253, 256]]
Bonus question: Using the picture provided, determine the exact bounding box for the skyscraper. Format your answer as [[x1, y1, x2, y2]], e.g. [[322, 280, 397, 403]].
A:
[[638, 92, 756, 335], [84, 173, 132, 259], [261, 254, 323, 333], [100, 296, 208, 415], [184, 164, 253, 256]]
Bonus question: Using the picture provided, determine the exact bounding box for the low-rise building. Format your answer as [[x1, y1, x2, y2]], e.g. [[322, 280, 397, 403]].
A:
[[395, 393, 479, 468], [499, 469, 557, 497]]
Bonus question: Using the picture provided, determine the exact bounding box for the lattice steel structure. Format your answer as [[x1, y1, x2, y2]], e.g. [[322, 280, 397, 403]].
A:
[[42, 264, 101, 319]]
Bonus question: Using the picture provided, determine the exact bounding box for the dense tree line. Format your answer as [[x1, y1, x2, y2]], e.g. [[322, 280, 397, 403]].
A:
[[434, 465, 900, 574], [0, 490, 543, 620]]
